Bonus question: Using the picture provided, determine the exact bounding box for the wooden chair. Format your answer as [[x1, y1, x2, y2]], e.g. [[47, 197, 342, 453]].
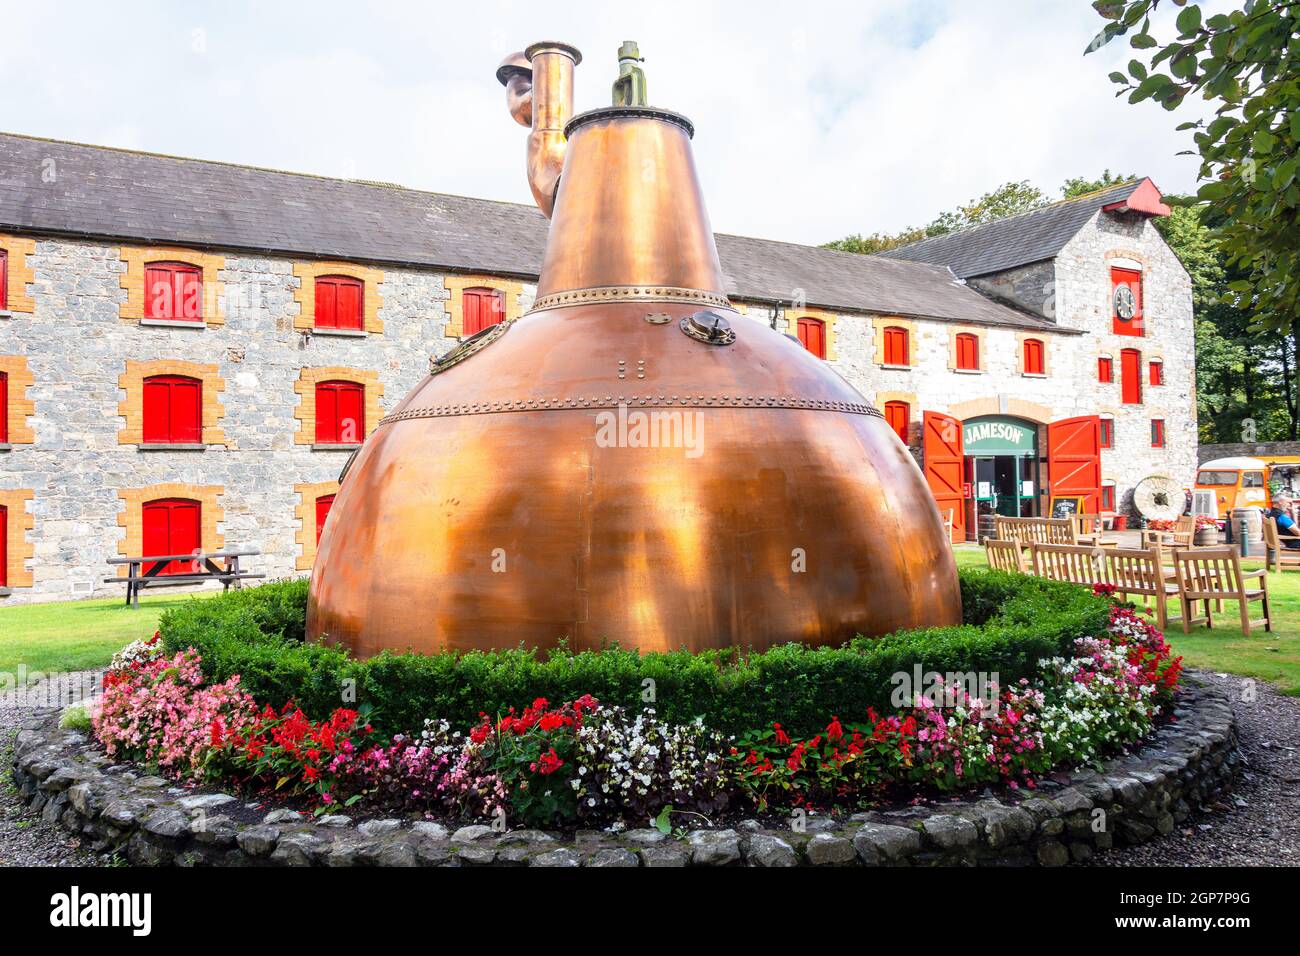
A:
[[1030, 542, 1107, 586], [995, 516, 1078, 546], [1173, 546, 1271, 636], [941, 508, 955, 544], [1103, 546, 1181, 630], [1073, 513, 1118, 547], [1140, 515, 1195, 549], [984, 538, 1028, 573], [1262, 517, 1300, 572]]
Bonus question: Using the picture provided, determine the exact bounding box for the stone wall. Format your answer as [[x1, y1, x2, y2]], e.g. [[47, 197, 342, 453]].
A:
[[0, 237, 533, 603], [8, 675, 1239, 867]]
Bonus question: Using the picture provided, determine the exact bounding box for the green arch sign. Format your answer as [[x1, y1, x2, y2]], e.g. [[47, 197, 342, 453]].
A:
[[962, 416, 1038, 456]]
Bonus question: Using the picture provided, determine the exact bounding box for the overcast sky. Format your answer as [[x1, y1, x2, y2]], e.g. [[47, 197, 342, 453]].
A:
[[1, 0, 1229, 245]]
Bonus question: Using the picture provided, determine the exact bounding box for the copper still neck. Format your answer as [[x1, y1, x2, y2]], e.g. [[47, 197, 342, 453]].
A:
[[498, 42, 727, 306]]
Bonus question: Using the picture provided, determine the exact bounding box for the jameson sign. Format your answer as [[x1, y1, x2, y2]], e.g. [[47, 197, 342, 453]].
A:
[[963, 416, 1037, 456]]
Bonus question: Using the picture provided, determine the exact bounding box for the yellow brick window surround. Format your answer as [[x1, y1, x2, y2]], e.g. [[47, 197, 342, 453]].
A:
[[1015, 333, 1051, 377], [292, 261, 385, 334], [872, 316, 917, 367], [295, 479, 340, 570], [119, 246, 226, 325], [442, 275, 526, 338], [947, 326, 987, 373], [117, 359, 227, 447], [0, 488, 34, 589], [116, 483, 224, 575], [293, 367, 384, 446], [0, 356, 36, 445], [783, 307, 840, 361], [0, 234, 36, 314]]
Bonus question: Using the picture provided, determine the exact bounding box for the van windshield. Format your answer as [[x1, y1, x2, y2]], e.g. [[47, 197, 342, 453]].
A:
[[1242, 471, 1266, 488], [1197, 471, 1238, 486]]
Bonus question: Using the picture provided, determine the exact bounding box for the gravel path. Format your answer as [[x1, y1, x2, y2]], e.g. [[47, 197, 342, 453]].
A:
[[2, 669, 1296, 867], [0, 670, 101, 867], [1096, 672, 1300, 866]]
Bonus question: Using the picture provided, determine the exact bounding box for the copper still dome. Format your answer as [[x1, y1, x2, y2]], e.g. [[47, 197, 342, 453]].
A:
[[306, 41, 962, 657]]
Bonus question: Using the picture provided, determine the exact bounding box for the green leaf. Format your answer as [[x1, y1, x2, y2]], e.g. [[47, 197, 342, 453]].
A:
[[654, 805, 673, 835], [1130, 32, 1158, 49], [1253, 129, 1277, 153], [1176, 5, 1202, 37], [1128, 59, 1147, 80], [1109, 71, 1128, 84]]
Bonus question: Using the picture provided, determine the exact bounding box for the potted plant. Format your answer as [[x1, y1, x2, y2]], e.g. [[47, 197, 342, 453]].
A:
[[1193, 514, 1220, 546]]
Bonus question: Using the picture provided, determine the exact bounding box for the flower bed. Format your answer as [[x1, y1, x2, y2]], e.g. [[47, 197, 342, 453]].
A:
[[158, 570, 1111, 737], [91, 579, 1182, 831]]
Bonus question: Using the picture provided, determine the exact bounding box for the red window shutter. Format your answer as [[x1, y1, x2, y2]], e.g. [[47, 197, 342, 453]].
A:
[[316, 381, 364, 444], [1149, 360, 1163, 386], [1151, 419, 1165, 448], [1098, 357, 1113, 383], [1101, 485, 1116, 511], [0, 371, 7, 444], [142, 498, 201, 576], [884, 327, 908, 366], [1121, 349, 1142, 404], [0, 249, 7, 311], [884, 401, 910, 443], [797, 318, 826, 359], [142, 375, 201, 444], [316, 494, 336, 544], [315, 278, 338, 329], [955, 333, 978, 370], [0, 504, 7, 588], [1023, 339, 1044, 375], [1099, 418, 1113, 449], [1111, 267, 1143, 336], [144, 262, 203, 322], [463, 287, 504, 336], [315, 276, 363, 331]]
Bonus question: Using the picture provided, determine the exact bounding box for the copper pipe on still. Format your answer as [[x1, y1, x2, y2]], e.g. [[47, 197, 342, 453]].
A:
[[496, 42, 581, 218]]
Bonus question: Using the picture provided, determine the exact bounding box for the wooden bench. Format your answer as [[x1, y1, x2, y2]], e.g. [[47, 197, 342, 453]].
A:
[[984, 538, 1028, 573], [995, 516, 1077, 546], [1173, 546, 1271, 636], [1029, 542, 1108, 586], [105, 549, 264, 607]]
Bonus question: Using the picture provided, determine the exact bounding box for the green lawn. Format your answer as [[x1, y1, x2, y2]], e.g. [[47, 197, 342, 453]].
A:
[[955, 545, 1300, 695], [2, 557, 1298, 696], [0, 591, 218, 681]]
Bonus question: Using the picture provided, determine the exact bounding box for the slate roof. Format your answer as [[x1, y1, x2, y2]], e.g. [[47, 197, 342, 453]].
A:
[[877, 181, 1143, 278], [0, 131, 1065, 332]]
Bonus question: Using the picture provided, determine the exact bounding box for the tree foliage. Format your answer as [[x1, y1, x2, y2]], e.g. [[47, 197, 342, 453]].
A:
[[1087, 0, 1300, 330]]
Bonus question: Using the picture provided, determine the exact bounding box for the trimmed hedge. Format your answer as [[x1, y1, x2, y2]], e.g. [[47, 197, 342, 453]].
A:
[[159, 570, 1110, 736]]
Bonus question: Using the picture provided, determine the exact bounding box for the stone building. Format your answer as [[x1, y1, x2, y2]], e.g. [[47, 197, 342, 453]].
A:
[[0, 133, 1194, 602]]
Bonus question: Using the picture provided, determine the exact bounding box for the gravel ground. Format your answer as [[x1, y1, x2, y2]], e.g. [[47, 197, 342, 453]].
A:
[[1096, 672, 1300, 866], [2, 669, 1296, 867], [0, 670, 102, 867]]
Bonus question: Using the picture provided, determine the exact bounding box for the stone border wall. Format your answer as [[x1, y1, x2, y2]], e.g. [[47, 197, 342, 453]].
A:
[[8, 678, 1239, 867]]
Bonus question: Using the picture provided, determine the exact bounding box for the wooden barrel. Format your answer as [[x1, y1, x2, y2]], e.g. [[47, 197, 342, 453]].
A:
[[1230, 507, 1264, 547]]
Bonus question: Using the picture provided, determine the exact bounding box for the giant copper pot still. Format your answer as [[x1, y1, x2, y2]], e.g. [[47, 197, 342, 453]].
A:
[[307, 41, 962, 657]]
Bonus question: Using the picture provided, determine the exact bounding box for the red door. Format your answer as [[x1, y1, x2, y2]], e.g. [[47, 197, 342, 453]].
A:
[[316, 494, 335, 543], [463, 288, 504, 336], [142, 498, 201, 576], [796, 318, 825, 358], [0, 371, 7, 444], [144, 262, 203, 322], [142, 375, 201, 444], [1121, 348, 1142, 405], [883, 401, 910, 443], [1048, 416, 1102, 513], [0, 505, 7, 588], [923, 411, 965, 542]]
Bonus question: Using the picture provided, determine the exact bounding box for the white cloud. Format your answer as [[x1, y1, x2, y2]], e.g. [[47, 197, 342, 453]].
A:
[[0, 0, 1230, 245]]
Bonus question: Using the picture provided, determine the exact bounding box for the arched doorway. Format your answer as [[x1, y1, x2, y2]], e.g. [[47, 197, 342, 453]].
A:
[[962, 416, 1040, 534]]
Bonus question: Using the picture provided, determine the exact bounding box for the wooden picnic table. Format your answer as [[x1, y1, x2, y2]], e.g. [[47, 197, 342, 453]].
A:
[[105, 549, 263, 607]]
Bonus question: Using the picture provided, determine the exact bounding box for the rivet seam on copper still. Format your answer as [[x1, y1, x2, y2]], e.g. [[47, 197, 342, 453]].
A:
[[378, 396, 884, 426], [529, 286, 732, 313]]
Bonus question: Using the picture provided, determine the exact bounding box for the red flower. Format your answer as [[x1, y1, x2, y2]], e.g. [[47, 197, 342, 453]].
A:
[[532, 747, 565, 776], [773, 722, 790, 746], [826, 716, 843, 741]]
